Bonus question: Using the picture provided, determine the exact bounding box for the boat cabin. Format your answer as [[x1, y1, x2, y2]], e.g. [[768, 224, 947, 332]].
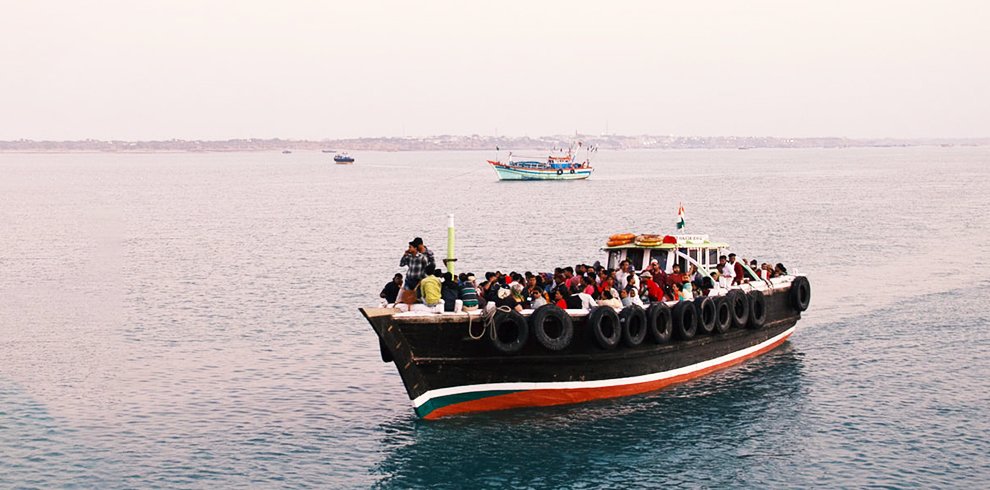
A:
[[603, 234, 728, 276]]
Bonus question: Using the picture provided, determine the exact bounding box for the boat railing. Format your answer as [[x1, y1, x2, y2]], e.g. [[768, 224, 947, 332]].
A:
[[380, 275, 800, 319]]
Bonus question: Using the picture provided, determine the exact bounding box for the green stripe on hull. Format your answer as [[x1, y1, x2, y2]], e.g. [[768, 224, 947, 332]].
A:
[[414, 390, 522, 418]]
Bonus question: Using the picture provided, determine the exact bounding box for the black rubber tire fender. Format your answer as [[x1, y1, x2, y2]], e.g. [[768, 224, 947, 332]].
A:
[[490, 309, 529, 354], [646, 303, 672, 344], [569, 168, 576, 174], [556, 169, 563, 175], [748, 290, 767, 329], [589, 307, 621, 350], [790, 276, 811, 312], [672, 301, 697, 340], [713, 296, 732, 334], [619, 305, 648, 347], [529, 304, 574, 351], [727, 289, 749, 329], [694, 297, 716, 335]]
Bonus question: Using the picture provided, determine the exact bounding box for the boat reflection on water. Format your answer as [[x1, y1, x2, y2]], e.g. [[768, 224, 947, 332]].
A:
[[370, 345, 807, 487]]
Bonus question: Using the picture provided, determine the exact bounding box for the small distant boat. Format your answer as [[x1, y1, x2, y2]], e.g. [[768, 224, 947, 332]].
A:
[[487, 144, 595, 181], [321, 149, 335, 153], [282, 150, 292, 154], [334, 152, 355, 164]]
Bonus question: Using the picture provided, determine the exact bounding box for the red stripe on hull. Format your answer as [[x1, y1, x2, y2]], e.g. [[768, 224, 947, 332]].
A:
[[423, 330, 793, 420]]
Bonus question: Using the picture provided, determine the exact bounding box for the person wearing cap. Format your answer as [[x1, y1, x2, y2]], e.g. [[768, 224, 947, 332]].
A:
[[641, 271, 664, 303], [399, 237, 435, 303], [649, 259, 669, 288]]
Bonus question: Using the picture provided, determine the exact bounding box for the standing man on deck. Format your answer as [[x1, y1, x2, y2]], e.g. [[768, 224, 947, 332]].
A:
[[728, 253, 744, 286], [399, 237, 434, 305], [717, 255, 730, 288]]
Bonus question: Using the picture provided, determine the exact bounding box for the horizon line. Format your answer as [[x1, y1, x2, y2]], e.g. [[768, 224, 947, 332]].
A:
[[3, 134, 990, 143]]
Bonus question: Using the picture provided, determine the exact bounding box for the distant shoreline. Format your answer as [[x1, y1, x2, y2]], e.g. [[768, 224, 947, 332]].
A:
[[1, 135, 987, 153]]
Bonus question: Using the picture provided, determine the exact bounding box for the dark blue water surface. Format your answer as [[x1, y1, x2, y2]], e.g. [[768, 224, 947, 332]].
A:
[[1, 148, 989, 488]]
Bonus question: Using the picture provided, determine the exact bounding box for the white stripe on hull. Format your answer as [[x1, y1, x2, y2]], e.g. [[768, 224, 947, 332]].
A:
[[412, 326, 796, 408], [492, 165, 592, 181]]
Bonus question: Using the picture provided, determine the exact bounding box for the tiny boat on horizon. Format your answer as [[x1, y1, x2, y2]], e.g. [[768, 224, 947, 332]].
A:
[[334, 152, 355, 164]]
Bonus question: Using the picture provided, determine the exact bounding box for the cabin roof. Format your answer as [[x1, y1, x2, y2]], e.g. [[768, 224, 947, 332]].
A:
[[601, 233, 728, 250], [602, 241, 728, 250]]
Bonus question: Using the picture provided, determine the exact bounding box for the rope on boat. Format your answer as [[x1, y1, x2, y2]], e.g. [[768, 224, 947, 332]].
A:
[[468, 304, 513, 340]]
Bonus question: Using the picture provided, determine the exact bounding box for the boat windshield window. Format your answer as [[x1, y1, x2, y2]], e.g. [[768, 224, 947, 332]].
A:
[[626, 249, 644, 270], [649, 249, 667, 270], [709, 249, 718, 265], [607, 251, 619, 270]]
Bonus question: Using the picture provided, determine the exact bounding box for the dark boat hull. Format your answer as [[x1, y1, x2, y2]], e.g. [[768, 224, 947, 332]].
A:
[[362, 286, 802, 419]]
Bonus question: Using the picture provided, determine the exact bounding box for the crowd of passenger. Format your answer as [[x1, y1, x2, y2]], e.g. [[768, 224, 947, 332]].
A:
[[383, 236, 788, 313]]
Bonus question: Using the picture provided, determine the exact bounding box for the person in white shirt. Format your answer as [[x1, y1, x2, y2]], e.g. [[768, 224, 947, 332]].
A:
[[625, 269, 640, 292], [597, 290, 623, 311], [575, 290, 598, 310], [620, 289, 633, 308], [530, 292, 548, 309], [679, 283, 694, 301], [719, 255, 734, 288], [626, 286, 645, 307], [615, 260, 631, 290]]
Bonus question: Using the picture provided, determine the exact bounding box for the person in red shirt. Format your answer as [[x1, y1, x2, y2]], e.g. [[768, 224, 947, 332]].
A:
[[641, 271, 664, 302], [666, 264, 687, 288], [648, 260, 668, 287]]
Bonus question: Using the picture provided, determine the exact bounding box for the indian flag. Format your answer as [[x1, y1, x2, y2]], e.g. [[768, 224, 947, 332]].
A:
[[677, 203, 685, 230]]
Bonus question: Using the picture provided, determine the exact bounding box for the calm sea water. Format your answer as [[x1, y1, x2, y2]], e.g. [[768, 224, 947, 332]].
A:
[[2, 148, 989, 488]]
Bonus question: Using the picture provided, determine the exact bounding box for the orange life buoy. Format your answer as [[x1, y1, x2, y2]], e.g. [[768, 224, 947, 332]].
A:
[[635, 234, 664, 246], [609, 233, 636, 241]]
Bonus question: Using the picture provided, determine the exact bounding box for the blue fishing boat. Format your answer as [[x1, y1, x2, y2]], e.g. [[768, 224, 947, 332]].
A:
[[334, 152, 355, 164]]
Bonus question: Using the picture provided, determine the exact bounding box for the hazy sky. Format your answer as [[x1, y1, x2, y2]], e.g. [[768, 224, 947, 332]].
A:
[[1, 1, 987, 140]]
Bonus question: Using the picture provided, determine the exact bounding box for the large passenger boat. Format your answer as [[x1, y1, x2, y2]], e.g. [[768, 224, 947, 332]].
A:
[[360, 232, 810, 419]]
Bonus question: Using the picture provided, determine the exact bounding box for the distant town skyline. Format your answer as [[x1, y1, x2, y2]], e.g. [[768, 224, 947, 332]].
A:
[[4, 133, 987, 153], [2, 1, 988, 140]]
